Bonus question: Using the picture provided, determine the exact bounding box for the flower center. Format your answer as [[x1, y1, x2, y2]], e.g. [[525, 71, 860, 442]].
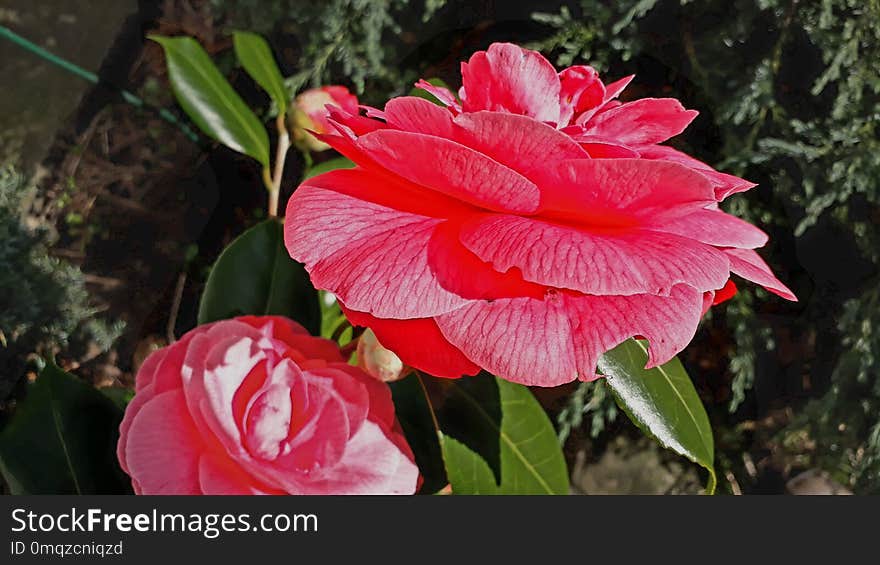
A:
[[243, 383, 292, 460]]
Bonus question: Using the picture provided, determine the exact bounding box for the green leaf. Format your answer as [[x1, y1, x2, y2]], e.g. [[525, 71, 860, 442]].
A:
[[303, 156, 355, 180], [318, 291, 353, 346], [0, 363, 131, 494], [150, 35, 270, 166], [101, 387, 135, 411], [198, 218, 320, 335], [599, 339, 717, 493], [232, 31, 288, 115], [439, 374, 569, 494], [388, 374, 447, 494]]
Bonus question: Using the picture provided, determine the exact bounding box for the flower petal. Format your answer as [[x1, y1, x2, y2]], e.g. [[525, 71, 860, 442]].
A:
[[286, 185, 469, 318], [581, 141, 641, 158], [638, 145, 757, 200], [303, 365, 371, 438], [184, 331, 266, 457], [123, 389, 204, 494], [724, 248, 797, 301], [300, 420, 419, 495], [601, 75, 634, 102], [460, 43, 561, 123], [460, 214, 731, 295], [117, 382, 157, 476], [582, 98, 698, 146], [134, 346, 165, 392], [294, 166, 474, 219], [452, 111, 589, 179], [427, 219, 546, 301], [149, 323, 214, 394], [342, 305, 480, 379], [712, 279, 738, 305], [537, 159, 716, 223], [566, 285, 706, 372], [270, 369, 350, 473], [237, 315, 345, 365], [356, 129, 541, 214], [558, 65, 605, 125], [384, 96, 455, 137], [325, 105, 387, 136], [650, 208, 768, 249], [414, 79, 461, 111], [436, 285, 705, 386], [316, 363, 395, 428], [198, 454, 278, 495], [436, 291, 578, 386]]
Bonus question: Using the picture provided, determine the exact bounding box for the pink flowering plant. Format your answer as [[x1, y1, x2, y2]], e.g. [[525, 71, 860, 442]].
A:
[[0, 32, 796, 496]]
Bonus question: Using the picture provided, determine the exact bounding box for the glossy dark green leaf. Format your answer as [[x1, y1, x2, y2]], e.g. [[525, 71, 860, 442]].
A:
[[151, 35, 270, 166], [303, 156, 355, 180], [388, 374, 447, 494], [0, 363, 130, 494], [198, 219, 320, 335], [599, 338, 717, 493], [232, 31, 288, 115], [439, 374, 569, 494]]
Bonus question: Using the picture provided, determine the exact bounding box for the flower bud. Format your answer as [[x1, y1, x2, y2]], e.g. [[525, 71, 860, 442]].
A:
[[289, 86, 359, 152], [357, 328, 405, 382]]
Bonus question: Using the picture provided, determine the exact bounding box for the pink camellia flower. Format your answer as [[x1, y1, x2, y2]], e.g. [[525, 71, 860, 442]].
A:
[[284, 42, 796, 387], [290, 86, 359, 151], [117, 316, 418, 494]]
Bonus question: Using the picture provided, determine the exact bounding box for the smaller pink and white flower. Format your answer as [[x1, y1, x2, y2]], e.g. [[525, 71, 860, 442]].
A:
[[117, 316, 418, 495]]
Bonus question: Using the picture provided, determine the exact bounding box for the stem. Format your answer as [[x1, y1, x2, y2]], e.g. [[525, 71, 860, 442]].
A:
[[339, 334, 360, 358], [166, 272, 187, 343], [338, 327, 365, 358], [262, 167, 273, 193], [415, 372, 442, 440], [705, 469, 718, 496], [331, 317, 354, 343], [0, 25, 199, 143], [413, 372, 450, 498], [268, 114, 290, 218]]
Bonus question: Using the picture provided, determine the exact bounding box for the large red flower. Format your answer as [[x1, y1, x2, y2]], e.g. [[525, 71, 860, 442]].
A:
[[284, 43, 796, 387]]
